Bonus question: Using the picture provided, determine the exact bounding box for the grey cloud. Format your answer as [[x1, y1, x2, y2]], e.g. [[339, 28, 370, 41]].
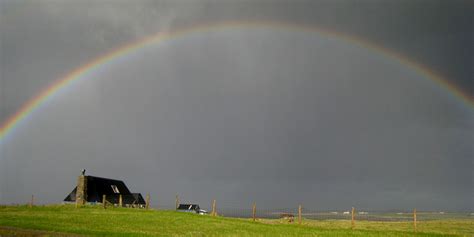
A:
[[1, 1, 472, 211]]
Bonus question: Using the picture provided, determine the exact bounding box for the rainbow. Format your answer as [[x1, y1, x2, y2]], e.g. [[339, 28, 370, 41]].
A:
[[0, 21, 472, 144]]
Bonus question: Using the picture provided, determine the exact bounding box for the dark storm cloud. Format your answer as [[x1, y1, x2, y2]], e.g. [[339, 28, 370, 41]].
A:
[[0, 0, 473, 211], [149, 0, 474, 92]]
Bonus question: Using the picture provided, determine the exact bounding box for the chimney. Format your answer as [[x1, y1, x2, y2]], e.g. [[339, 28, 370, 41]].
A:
[[75, 175, 87, 207]]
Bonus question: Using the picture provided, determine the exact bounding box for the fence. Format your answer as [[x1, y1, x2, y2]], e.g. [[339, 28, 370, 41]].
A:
[[187, 206, 472, 222], [23, 194, 474, 224], [150, 200, 472, 224]]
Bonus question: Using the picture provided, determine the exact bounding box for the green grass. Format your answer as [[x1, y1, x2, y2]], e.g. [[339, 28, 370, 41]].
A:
[[0, 205, 472, 236]]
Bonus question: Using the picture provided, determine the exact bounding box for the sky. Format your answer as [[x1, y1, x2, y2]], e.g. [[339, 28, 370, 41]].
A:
[[0, 0, 473, 211]]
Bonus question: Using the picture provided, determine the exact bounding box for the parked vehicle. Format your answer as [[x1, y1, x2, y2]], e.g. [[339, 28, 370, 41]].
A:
[[176, 204, 207, 215], [198, 209, 208, 215]]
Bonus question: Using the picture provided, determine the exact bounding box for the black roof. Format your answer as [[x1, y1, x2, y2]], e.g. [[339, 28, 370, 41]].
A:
[[64, 176, 145, 205]]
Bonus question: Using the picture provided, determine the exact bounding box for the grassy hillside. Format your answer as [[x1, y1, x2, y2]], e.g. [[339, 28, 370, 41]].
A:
[[0, 205, 472, 236]]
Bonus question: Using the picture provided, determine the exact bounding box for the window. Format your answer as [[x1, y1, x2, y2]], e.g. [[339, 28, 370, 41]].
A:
[[111, 185, 120, 194]]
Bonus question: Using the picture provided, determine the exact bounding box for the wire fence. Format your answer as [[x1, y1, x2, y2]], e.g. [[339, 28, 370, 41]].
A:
[[152, 203, 473, 222], [16, 194, 474, 222], [206, 209, 472, 221]]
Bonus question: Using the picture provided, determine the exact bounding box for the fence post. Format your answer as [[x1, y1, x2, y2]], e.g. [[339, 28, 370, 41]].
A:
[[413, 208, 417, 232], [351, 207, 355, 230], [29, 195, 34, 208], [252, 203, 256, 221], [145, 193, 150, 210], [211, 199, 217, 216], [175, 195, 179, 210], [102, 195, 107, 209], [119, 194, 123, 207], [212, 199, 217, 217], [298, 204, 302, 225]]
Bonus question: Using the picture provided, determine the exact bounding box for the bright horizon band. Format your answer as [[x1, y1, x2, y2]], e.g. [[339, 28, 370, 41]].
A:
[[0, 20, 472, 144]]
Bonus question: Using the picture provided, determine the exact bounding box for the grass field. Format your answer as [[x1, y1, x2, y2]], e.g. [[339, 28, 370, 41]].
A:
[[0, 205, 472, 236]]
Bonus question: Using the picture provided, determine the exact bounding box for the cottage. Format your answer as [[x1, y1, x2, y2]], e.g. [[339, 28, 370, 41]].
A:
[[64, 174, 146, 207]]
